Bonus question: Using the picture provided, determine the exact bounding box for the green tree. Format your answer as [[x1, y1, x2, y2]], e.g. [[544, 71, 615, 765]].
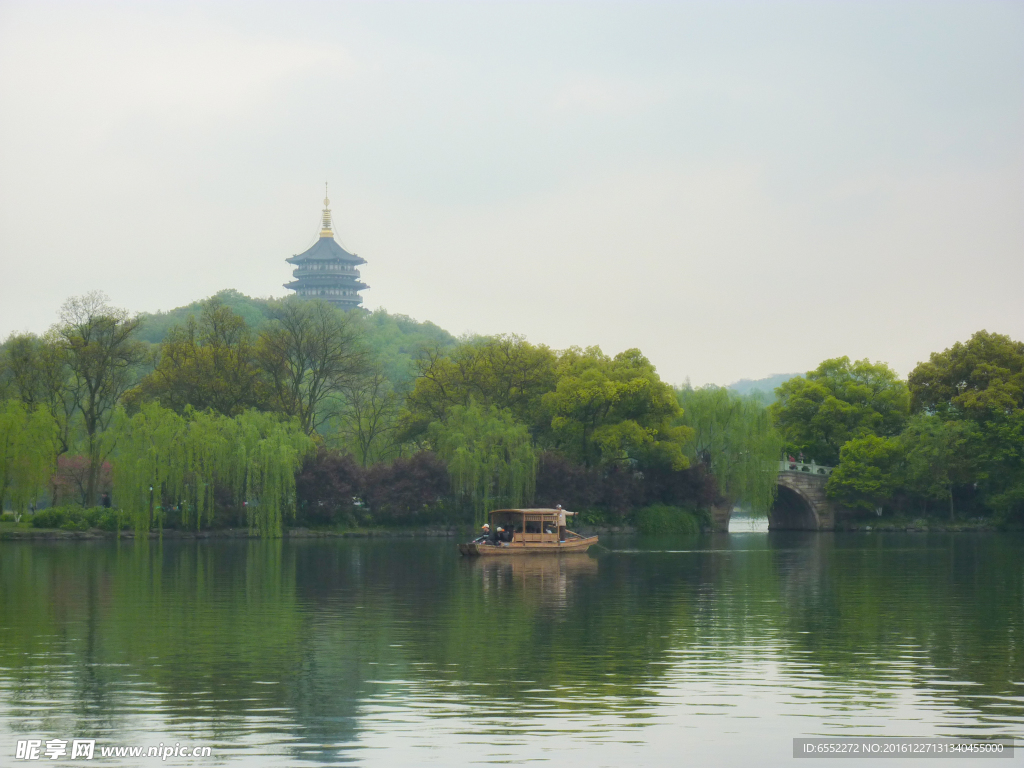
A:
[[2, 333, 50, 408], [404, 334, 557, 439], [770, 357, 910, 466], [1, 331, 76, 455], [909, 330, 1024, 418], [542, 347, 688, 469], [357, 308, 457, 385], [113, 403, 314, 536], [57, 292, 147, 504], [233, 410, 316, 536], [258, 299, 366, 435], [677, 386, 783, 516], [136, 288, 274, 344], [131, 297, 269, 416], [907, 330, 1024, 518], [111, 402, 186, 531], [0, 400, 58, 513], [428, 402, 537, 524], [825, 435, 903, 513], [334, 362, 405, 466], [900, 415, 974, 520]]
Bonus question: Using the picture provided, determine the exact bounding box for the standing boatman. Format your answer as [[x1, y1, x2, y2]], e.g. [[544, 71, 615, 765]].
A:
[[555, 504, 576, 542]]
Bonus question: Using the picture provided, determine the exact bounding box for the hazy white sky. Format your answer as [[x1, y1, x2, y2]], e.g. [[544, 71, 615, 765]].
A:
[[1, 1, 1021, 386]]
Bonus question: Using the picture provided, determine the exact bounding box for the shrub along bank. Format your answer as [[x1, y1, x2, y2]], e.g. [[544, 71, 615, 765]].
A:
[[31, 506, 130, 532]]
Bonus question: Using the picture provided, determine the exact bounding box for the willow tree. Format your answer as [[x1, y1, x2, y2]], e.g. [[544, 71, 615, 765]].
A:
[[113, 404, 314, 537], [677, 386, 783, 517], [114, 404, 239, 533], [180, 408, 239, 530], [113, 403, 191, 532], [233, 410, 315, 537], [0, 399, 58, 513], [428, 403, 536, 524]]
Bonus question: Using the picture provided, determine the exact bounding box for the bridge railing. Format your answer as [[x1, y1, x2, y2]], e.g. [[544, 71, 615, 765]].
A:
[[779, 460, 833, 476]]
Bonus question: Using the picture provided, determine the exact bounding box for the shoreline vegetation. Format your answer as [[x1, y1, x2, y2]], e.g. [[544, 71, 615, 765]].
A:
[[0, 517, 1007, 542], [2, 289, 1022, 538]]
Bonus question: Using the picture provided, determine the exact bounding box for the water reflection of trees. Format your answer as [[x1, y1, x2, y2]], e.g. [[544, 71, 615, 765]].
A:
[[767, 533, 1024, 728], [2, 534, 1023, 760], [0, 543, 307, 735], [290, 542, 687, 712]]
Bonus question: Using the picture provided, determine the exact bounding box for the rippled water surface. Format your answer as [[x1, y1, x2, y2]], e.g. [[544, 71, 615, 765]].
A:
[[1, 532, 1022, 766]]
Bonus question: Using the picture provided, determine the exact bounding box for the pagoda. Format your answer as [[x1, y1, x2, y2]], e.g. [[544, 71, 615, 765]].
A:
[[284, 187, 368, 310]]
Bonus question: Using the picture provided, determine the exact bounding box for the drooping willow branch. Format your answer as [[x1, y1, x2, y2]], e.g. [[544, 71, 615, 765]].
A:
[[112, 403, 314, 537], [428, 402, 537, 525], [677, 386, 783, 516], [0, 399, 59, 513]]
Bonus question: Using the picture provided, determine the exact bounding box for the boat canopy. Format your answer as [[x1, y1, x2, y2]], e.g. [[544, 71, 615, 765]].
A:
[[487, 509, 572, 538], [489, 508, 564, 523]]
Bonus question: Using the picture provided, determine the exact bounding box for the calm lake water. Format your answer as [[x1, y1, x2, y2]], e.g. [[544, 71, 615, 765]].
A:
[[1, 532, 1022, 766]]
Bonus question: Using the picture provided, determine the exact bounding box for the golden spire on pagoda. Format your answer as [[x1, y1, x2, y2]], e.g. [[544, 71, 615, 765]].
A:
[[320, 181, 333, 238]]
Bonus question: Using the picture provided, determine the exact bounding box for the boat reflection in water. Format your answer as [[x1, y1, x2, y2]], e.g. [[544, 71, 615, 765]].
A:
[[467, 553, 599, 609]]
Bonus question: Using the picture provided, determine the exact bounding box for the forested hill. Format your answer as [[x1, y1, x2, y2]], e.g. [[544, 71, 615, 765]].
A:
[[727, 372, 801, 403], [137, 289, 273, 343], [138, 289, 457, 384], [139, 291, 800, 397]]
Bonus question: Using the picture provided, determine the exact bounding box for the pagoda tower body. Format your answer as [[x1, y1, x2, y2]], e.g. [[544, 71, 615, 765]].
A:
[[284, 190, 368, 311]]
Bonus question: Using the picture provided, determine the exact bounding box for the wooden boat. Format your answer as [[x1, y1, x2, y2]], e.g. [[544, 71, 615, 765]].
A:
[[459, 508, 598, 556]]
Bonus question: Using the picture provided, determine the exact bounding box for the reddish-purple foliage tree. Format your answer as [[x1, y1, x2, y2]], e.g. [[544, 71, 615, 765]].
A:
[[640, 462, 721, 510], [52, 455, 112, 506], [535, 450, 719, 517], [535, 451, 604, 510], [294, 447, 363, 526], [535, 451, 642, 515], [599, 463, 646, 515], [364, 452, 450, 523]]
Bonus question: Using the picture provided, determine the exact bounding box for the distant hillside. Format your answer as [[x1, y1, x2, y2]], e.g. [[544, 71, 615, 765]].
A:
[[360, 307, 458, 384], [727, 372, 802, 403], [137, 291, 802, 397], [137, 289, 273, 344], [137, 289, 457, 386]]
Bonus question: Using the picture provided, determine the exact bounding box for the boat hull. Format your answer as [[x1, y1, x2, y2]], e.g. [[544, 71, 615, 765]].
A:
[[459, 536, 598, 556]]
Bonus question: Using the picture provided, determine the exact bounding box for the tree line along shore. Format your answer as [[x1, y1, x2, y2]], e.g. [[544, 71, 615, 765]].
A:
[[1, 289, 1021, 537]]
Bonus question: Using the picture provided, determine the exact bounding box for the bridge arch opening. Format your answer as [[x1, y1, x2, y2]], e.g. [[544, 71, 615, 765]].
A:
[[769, 485, 819, 530]]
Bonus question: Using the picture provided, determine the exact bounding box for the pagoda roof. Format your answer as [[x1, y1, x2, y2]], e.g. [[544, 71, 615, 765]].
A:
[[284, 279, 369, 291], [286, 236, 366, 265]]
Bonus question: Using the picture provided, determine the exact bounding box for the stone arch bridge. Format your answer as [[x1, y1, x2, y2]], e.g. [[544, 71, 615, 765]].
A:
[[712, 460, 841, 532]]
